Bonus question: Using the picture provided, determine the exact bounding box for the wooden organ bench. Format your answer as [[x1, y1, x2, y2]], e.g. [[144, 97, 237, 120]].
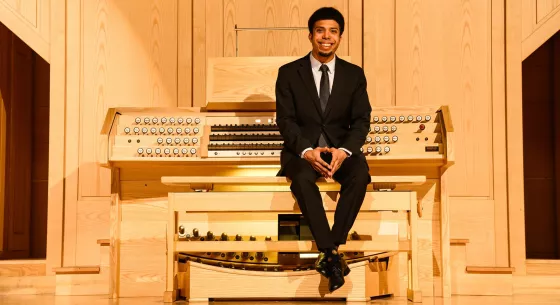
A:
[[162, 175, 426, 304]]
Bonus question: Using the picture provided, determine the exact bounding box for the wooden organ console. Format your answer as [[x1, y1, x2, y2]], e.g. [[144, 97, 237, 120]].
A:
[[100, 56, 454, 303]]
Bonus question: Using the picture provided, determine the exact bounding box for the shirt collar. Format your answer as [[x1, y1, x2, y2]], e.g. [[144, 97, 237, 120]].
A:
[[310, 52, 335, 74]]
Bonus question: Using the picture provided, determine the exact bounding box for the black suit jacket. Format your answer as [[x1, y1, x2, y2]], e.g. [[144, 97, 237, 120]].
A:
[[275, 53, 372, 176]]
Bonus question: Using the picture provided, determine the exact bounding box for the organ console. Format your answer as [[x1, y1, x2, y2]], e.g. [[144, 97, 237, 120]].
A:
[[100, 106, 452, 165], [100, 56, 454, 303]]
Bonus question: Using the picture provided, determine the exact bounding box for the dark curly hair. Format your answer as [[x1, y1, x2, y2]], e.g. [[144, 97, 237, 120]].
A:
[[308, 7, 345, 35]]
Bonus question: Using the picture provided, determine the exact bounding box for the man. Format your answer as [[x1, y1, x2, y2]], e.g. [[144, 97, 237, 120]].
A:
[[275, 7, 372, 292]]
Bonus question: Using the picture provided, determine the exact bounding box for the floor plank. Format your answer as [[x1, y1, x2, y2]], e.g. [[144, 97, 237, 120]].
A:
[[1, 295, 560, 305]]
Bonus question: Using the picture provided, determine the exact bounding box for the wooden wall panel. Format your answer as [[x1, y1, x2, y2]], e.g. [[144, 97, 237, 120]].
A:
[[537, 0, 560, 22], [0, 23, 52, 260], [491, 0, 509, 267], [79, 0, 178, 197], [450, 199, 496, 266], [177, 0, 192, 107], [30, 53, 50, 259], [46, 0, 65, 274], [363, 0, 395, 107], [4, 0, 37, 26], [522, 0, 560, 60], [0, 0, 50, 61], [193, 0, 356, 107], [6, 21, 34, 259], [522, 31, 560, 259], [396, 0, 493, 198], [0, 21, 51, 260], [0, 21, 8, 257], [223, 0, 348, 57], [75, 200, 110, 266]]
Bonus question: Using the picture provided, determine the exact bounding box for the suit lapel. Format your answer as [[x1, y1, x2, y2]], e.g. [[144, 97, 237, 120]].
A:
[[323, 57, 344, 118], [297, 56, 323, 116]]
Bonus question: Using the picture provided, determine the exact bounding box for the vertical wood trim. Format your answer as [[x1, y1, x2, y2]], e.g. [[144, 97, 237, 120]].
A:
[[553, 33, 560, 258], [0, 24, 8, 254], [223, 0, 235, 57], [192, 0, 206, 107], [62, 0, 81, 266], [178, 0, 193, 107], [205, 0, 224, 108], [109, 168, 121, 298], [193, 0, 223, 108], [46, 0, 66, 275], [492, 0, 510, 267], [39, 0, 51, 43], [348, 0, 363, 66], [522, 0, 536, 40], [166, 193, 175, 293], [506, 0, 527, 275], [440, 168, 451, 297]]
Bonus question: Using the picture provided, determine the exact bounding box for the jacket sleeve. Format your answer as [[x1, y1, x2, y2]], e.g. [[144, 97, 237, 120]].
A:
[[339, 68, 371, 155], [275, 67, 313, 155]]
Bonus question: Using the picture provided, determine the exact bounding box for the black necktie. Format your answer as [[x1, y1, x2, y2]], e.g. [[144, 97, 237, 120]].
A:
[[318, 64, 329, 147]]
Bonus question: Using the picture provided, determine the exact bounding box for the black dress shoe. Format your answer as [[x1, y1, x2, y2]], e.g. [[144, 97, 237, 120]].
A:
[[340, 256, 351, 276], [315, 251, 351, 277], [328, 260, 345, 292], [315, 251, 329, 277]]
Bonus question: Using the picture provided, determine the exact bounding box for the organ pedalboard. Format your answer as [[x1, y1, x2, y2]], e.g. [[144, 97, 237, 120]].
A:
[[101, 106, 452, 166], [174, 226, 369, 272]]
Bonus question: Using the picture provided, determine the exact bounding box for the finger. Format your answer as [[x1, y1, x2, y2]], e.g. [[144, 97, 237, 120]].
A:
[[330, 159, 339, 176], [314, 161, 329, 175], [312, 164, 326, 176], [329, 154, 339, 168]]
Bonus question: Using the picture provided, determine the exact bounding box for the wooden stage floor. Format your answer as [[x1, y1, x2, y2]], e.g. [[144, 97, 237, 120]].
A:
[[1, 295, 560, 305]]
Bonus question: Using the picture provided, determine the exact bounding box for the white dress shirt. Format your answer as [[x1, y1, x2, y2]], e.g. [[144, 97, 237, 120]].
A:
[[300, 53, 352, 158]]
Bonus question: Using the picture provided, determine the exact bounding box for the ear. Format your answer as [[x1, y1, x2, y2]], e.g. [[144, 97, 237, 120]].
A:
[[308, 32, 312, 41]]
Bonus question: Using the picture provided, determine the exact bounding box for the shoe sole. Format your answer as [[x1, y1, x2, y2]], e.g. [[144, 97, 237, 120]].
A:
[[316, 264, 351, 276]]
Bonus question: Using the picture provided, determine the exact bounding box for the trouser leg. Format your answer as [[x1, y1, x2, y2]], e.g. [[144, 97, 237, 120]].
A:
[[331, 155, 371, 246], [284, 157, 335, 251]]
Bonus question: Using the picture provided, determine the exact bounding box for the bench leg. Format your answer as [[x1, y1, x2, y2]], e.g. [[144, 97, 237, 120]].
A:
[[408, 192, 422, 302], [166, 196, 177, 302], [163, 291, 177, 303]]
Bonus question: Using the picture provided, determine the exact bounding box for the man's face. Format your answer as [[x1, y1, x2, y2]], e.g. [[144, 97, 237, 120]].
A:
[[309, 19, 341, 60]]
